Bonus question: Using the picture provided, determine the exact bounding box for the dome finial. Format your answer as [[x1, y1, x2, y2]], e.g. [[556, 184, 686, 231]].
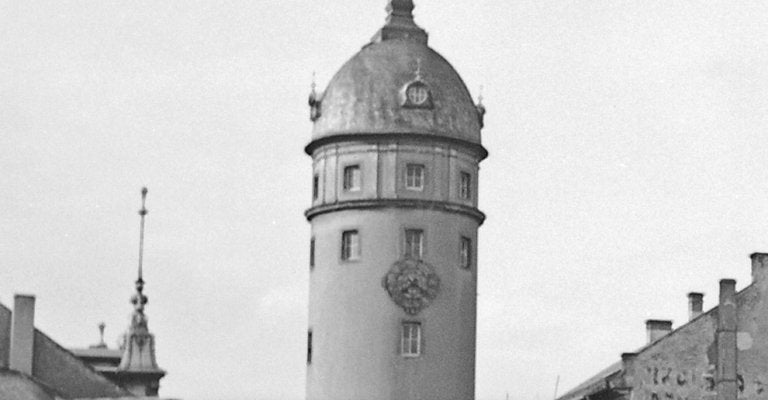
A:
[[476, 86, 486, 129], [477, 85, 484, 106], [371, 0, 428, 44], [387, 0, 415, 17], [415, 58, 423, 81], [309, 71, 321, 122], [310, 71, 317, 93]]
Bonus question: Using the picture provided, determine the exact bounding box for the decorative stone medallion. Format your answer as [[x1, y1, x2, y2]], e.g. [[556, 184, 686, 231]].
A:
[[382, 257, 440, 315]]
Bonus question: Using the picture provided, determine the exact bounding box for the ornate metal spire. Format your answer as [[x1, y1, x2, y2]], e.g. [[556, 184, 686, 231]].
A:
[[118, 187, 164, 393], [371, 0, 428, 44], [131, 187, 148, 315]]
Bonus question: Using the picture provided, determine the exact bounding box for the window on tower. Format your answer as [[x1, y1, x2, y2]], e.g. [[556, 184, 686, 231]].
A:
[[459, 171, 471, 200], [343, 165, 361, 192], [405, 164, 424, 191], [341, 230, 360, 261], [312, 174, 319, 200], [310, 237, 315, 269], [404, 229, 424, 260], [401, 322, 421, 357], [402, 81, 433, 109], [460, 236, 472, 269], [407, 84, 429, 105], [307, 329, 313, 364]]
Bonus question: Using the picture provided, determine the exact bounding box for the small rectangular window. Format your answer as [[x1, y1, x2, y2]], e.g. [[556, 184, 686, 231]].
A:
[[307, 330, 313, 364], [404, 229, 424, 260], [312, 175, 319, 200], [310, 238, 315, 269], [460, 236, 471, 269], [341, 230, 360, 261], [459, 172, 471, 200], [343, 165, 361, 192], [401, 322, 421, 356], [405, 164, 425, 190]]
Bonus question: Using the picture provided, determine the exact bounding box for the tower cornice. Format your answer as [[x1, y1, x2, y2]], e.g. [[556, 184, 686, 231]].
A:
[[305, 132, 488, 161], [305, 198, 486, 225]]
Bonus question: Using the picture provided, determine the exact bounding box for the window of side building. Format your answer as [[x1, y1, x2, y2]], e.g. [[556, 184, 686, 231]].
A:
[[401, 321, 421, 357], [459, 171, 471, 200], [343, 165, 361, 192], [404, 229, 424, 260], [341, 230, 360, 261], [405, 164, 425, 191], [460, 236, 471, 269]]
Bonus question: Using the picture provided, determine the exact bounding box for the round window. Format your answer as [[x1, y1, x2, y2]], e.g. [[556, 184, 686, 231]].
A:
[[406, 85, 429, 105]]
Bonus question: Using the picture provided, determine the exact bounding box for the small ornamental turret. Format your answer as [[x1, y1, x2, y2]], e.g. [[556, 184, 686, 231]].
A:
[[88, 322, 108, 349], [116, 187, 165, 397], [476, 87, 487, 129], [308, 72, 321, 122]]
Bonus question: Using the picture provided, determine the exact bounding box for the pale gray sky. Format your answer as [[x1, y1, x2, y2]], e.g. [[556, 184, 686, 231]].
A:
[[2, 1, 768, 399]]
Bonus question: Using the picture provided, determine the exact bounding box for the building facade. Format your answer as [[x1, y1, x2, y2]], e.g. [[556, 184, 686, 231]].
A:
[[557, 253, 768, 400], [304, 1, 487, 400]]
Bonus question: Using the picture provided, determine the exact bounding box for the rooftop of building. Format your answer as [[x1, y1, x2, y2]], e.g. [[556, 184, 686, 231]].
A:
[[556, 253, 768, 400]]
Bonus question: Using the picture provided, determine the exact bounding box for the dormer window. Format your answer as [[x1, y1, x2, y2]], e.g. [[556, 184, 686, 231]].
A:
[[402, 81, 433, 109]]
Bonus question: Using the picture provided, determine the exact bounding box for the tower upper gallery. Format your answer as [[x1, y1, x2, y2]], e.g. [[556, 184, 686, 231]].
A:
[[306, 0, 487, 157]]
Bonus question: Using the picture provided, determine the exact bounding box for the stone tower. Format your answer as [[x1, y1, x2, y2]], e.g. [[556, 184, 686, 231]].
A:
[[304, 1, 487, 399]]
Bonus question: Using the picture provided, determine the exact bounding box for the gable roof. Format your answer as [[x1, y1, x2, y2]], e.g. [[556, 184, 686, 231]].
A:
[[0, 302, 132, 399], [0, 369, 63, 400], [557, 284, 753, 400]]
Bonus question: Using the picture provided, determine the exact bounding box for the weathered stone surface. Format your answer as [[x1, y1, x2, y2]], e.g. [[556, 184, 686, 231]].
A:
[[559, 254, 768, 400]]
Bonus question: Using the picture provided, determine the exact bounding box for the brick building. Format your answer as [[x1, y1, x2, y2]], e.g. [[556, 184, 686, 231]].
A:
[[557, 253, 768, 400]]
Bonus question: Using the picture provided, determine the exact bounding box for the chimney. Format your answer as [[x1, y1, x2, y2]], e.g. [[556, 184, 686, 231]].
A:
[[751, 253, 768, 283], [617, 352, 638, 387], [9, 294, 35, 375], [717, 279, 737, 400], [688, 292, 704, 320], [646, 319, 672, 343]]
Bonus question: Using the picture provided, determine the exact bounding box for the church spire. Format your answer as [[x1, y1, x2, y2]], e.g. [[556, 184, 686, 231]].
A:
[[371, 0, 428, 44], [117, 187, 165, 396]]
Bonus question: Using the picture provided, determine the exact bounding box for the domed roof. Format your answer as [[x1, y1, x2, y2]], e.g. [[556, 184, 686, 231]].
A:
[[309, 1, 483, 147]]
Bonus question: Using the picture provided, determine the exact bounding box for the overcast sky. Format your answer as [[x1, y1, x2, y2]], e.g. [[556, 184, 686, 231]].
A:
[[2, 1, 768, 399]]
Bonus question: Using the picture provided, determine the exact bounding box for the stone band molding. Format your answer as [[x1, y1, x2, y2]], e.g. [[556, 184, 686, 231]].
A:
[[305, 198, 486, 224]]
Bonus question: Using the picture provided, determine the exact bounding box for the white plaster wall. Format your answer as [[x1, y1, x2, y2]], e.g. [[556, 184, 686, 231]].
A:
[[307, 208, 479, 400]]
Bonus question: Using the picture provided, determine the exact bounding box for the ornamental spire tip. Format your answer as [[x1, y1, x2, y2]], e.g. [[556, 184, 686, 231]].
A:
[[133, 187, 148, 314]]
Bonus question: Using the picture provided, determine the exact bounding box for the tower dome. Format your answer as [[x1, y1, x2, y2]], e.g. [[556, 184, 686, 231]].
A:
[[306, 0, 487, 158]]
